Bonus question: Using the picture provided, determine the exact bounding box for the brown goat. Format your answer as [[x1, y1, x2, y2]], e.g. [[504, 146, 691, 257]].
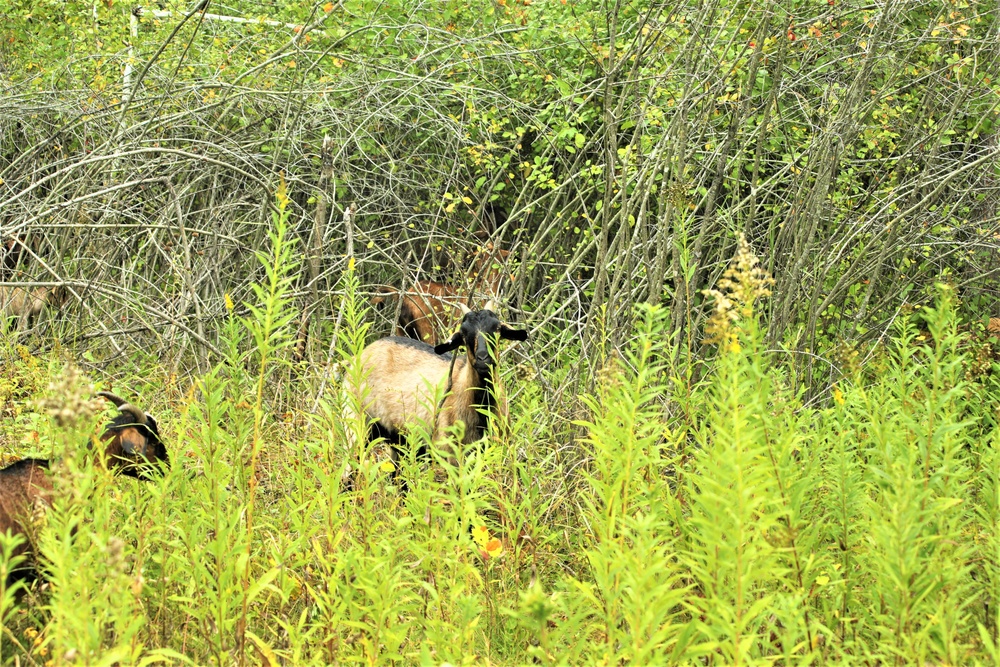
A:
[[93, 391, 169, 480], [0, 459, 53, 584], [465, 244, 513, 296], [372, 280, 465, 346], [0, 392, 168, 584], [373, 245, 516, 346]]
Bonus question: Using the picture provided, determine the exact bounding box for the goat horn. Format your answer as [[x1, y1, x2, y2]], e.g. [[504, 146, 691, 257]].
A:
[[97, 391, 147, 425], [484, 299, 497, 313], [459, 302, 471, 315], [96, 391, 127, 407], [117, 403, 148, 426]]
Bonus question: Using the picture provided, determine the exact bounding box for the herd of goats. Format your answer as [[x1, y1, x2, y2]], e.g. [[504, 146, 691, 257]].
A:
[[0, 235, 527, 587]]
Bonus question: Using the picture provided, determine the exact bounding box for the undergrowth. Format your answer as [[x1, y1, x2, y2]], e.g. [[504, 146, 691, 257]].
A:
[[0, 229, 999, 665]]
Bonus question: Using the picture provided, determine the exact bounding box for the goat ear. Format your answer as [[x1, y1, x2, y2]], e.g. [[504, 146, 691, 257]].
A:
[[499, 324, 528, 341], [434, 331, 463, 355]]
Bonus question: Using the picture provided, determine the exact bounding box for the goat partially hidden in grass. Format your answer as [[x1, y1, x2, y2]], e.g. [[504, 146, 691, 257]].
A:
[[372, 244, 516, 347], [0, 392, 168, 584], [0, 458, 52, 585], [371, 280, 463, 346], [0, 285, 68, 332], [347, 302, 527, 487]]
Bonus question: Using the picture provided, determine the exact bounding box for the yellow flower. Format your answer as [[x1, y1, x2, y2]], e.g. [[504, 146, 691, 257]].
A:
[[484, 538, 504, 559], [471, 525, 504, 560], [275, 174, 289, 210], [832, 386, 844, 405], [471, 525, 490, 548], [224, 292, 234, 312], [379, 460, 396, 473]]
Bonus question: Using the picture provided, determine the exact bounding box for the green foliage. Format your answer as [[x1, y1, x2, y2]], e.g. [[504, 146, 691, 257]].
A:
[[3, 243, 1000, 664], [1, 0, 1000, 648], [564, 304, 688, 664], [0, 532, 26, 662]]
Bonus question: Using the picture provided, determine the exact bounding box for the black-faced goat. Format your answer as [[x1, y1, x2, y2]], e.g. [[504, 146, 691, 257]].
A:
[[93, 391, 169, 480], [0, 392, 168, 584], [350, 302, 527, 478]]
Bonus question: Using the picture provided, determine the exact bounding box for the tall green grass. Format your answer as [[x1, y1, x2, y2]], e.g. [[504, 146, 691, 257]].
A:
[[1, 229, 999, 665]]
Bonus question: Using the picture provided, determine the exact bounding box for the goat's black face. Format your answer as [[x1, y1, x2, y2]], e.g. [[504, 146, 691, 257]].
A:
[[93, 392, 168, 480], [434, 309, 528, 373], [102, 411, 169, 479]]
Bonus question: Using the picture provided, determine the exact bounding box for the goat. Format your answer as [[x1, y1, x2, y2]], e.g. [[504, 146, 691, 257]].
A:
[[373, 245, 516, 346], [0, 285, 68, 331], [0, 236, 27, 280], [0, 459, 52, 585], [465, 244, 513, 297], [350, 302, 527, 483], [92, 391, 169, 480], [0, 392, 168, 584], [372, 280, 464, 346]]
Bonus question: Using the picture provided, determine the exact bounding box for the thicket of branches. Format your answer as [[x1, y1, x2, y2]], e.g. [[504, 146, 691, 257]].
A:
[[1, 0, 998, 392], [2, 3, 1000, 661]]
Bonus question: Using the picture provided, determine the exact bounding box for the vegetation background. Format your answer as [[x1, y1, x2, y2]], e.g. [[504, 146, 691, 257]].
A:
[[0, 0, 999, 663]]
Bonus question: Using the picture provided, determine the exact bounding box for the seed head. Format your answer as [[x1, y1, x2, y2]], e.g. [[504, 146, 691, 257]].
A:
[[38, 364, 106, 428], [702, 234, 774, 350]]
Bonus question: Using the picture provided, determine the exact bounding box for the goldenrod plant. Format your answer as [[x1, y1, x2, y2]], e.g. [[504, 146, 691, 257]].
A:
[[2, 230, 1000, 664]]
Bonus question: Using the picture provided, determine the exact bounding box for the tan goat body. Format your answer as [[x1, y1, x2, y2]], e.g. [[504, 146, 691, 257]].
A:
[[0, 286, 67, 330], [349, 305, 527, 482]]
